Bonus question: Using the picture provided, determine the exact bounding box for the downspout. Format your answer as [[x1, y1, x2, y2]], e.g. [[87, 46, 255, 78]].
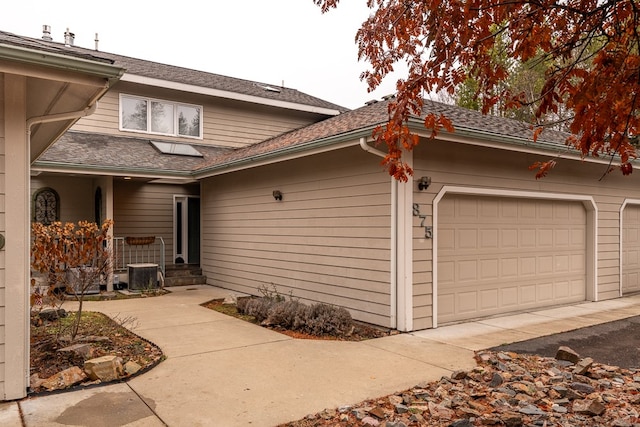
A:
[[359, 137, 398, 329]]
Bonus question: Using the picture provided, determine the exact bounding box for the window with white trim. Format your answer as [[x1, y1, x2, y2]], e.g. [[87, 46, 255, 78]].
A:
[[120, 94, 202, 139]]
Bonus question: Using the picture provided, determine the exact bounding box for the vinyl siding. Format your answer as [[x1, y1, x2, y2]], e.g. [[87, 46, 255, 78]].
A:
[[201, 146, 393, 326], [113, 180, 199, 264], [72, 83, 328, 148], [412, 139, 640, 329], [0, 75, 5, 397], [31, 176, 94, 223]]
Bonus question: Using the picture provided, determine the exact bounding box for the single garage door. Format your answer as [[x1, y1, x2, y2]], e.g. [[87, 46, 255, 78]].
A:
[[438, 194, 587, 324], [622, 205, 640, 294]]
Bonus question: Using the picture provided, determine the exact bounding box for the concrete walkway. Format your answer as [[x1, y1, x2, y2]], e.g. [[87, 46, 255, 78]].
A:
[[3, 286, 640, 427]]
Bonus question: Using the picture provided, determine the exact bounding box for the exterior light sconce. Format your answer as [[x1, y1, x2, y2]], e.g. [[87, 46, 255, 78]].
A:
[[418, 176, 431, 191], [273, 190, 283, 201]]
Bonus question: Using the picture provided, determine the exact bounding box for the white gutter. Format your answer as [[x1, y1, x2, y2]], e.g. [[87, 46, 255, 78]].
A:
[[359, 137, 398, 329], [359, 136, 388, 158], [26, 103, 97, 132]]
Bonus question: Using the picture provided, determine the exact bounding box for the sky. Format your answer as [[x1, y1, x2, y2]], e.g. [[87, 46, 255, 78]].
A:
[[1, 0, 407, 110]]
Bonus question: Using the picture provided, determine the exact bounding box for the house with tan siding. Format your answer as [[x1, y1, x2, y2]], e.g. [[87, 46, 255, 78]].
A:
[[3, 26, 640, 401]]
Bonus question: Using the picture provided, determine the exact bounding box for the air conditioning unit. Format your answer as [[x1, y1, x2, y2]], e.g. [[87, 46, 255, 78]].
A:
[[128, 263, 158, 290], [66, 267, 101, 295]]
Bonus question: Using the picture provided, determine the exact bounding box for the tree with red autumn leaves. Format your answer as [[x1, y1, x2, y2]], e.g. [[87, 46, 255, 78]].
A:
[[315, 0, 640, 180]]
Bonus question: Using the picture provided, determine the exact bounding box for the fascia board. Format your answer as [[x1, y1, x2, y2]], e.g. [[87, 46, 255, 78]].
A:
[[0, 44, 124, 84], [193, 128, 379, 179], [31, 162, 195, 180], [405, 118, 634, 166], [120, 74, 342, 116]]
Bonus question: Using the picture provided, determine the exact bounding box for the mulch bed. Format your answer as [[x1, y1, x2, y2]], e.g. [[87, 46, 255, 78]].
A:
[[29, 310, 164, 394], [201, 298, 394, 341]]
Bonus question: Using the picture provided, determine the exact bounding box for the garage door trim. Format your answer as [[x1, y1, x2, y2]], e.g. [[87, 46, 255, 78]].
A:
[[619, 199, 640, 296], [432, 186, 598, 328]]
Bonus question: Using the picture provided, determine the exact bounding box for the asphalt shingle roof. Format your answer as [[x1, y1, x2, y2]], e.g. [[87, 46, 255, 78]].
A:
[[35, 99, 571, 175], [0, 30, 347, 113], [195, 98, 569, 171], [38, 132, 229, 173]]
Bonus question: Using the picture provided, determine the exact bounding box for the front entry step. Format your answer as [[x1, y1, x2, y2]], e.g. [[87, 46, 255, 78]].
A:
[[164, 264, 206, 287]]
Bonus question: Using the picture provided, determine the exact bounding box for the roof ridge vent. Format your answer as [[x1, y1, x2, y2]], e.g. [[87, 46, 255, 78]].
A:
[[382, 94, 396, 101], [364, 99, 379, 106]]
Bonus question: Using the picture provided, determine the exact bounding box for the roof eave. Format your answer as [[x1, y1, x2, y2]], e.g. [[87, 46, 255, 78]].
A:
[[406, 117, 634, 166], [194, 127, 379, 179], [31, 161, 198, 180], [120, 74, 343, 116], [0, 43, 124, 85]]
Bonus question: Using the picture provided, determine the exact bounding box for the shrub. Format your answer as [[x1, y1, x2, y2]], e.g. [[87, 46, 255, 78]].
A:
[[263, 300, 307, 329], [303, 303, 354, 336], [237, 297, 273, 323], [236, 285, 355, 337]]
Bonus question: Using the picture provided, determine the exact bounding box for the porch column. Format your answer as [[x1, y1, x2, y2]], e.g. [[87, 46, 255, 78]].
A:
[[98, 176, 114, 292], [4, 74, 29, 399], [396, 151, 414, 332]]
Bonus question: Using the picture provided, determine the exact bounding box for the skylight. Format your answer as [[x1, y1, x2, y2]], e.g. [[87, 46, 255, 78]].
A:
[[256, 83, 281, 93], [150, 141, 203, 157]]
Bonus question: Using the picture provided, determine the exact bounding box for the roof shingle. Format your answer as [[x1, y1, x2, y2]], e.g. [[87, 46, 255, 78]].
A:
[[0, 30, 347, 113]]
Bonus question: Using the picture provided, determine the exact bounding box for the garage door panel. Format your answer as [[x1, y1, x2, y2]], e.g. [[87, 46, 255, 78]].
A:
[[623, 205, 640, 294], [438, 195, 587, 324]]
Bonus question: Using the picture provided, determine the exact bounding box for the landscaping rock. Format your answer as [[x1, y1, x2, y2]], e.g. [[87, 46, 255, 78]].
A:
[[573, 357, 594, 375], [41, 366, 86, 391], [58, 343, 92, 359], [281, 348, 640, 427], [38, 308, 67, 321], [573, 398, 606, 415], [84, 355, 123, 381], [124, 360, 142, 375], [556, 345, 581, 363]]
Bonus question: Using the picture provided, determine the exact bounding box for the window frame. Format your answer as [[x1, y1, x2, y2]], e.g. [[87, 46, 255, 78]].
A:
[[119, 94, 203, 140]]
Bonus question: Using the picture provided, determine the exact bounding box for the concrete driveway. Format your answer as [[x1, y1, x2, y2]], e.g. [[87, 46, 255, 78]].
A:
[[4, 286, 640, 427]]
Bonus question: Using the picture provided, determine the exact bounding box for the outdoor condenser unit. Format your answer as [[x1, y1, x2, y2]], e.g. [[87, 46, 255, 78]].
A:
[[66, 267, 101, 295], [128, 263, 158, 290]]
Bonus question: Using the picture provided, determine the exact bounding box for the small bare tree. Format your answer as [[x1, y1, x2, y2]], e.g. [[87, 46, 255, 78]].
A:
[[31, 220, 114, 340]]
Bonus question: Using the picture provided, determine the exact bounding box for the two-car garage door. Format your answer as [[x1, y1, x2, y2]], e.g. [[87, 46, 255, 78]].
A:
[[438, 194, 587, 324]]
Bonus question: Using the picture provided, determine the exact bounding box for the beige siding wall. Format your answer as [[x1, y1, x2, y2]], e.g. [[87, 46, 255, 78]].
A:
[[201, 146, 393, 326], [31, 176, 94, 223], [113, 180, 199, 263], [72, 83, 327, 148], [412, 139, 639, 330], [0, 74, 5, 398]]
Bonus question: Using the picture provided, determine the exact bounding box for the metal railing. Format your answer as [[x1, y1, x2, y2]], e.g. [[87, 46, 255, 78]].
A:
[[113, 236, 165, 277]]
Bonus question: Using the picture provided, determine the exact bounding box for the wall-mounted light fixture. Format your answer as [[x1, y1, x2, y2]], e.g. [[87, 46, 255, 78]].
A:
[[418, 176, 431, 191], [273, 190, 283, 201]]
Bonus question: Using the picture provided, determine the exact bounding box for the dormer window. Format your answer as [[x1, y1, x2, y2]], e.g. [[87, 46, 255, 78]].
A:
[[120, 94, 202, 139]]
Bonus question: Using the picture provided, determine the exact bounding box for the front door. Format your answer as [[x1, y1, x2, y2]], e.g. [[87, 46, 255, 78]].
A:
[[174, 196, 200, 264]]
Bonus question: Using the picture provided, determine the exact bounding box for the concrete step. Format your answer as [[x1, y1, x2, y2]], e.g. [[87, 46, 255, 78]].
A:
[[164, 275, 207, 287], [165, 267, 203, 277]]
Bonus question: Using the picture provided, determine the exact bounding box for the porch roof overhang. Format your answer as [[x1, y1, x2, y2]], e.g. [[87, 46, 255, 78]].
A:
[[0, 42, 124, 161]]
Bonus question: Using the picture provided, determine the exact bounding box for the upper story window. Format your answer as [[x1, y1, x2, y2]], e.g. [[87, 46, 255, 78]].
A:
[[120, 94, 202, 139]]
